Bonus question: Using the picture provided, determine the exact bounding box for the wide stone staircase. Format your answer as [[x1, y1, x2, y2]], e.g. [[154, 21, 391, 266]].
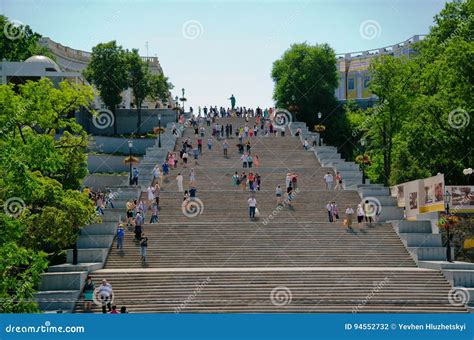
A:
[[74, 117, 467, 313]]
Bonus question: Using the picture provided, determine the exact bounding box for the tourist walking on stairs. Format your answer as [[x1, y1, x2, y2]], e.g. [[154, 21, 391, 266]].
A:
[[364, 200, 373, 225], [189, 168, 196, 186], [345, 206, 354, 229], [150, 204, 159, 223], [254, 155, 260, 169], [275, 185, 282, 205], [326, 201, 333, 222], [331, 201, 339, 222], [82, 276, 94, 313], [116, 224, 125, 249], [248, 195, 257, 219], [147, 185, 155, 207], [357, 204, 364, 225], [335, 172, 343, 190], [324, 172, 333, 190], [241, 172, 247, 191], [134, 212, 143, 241], [223, 140, 229, 157], [176, 173, 184, 192], [98, 279, 113, 314], [140, 232, 148, 264]]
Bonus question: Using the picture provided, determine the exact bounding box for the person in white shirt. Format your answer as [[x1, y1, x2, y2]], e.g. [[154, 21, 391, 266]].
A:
[[324, 172, 334, 190], [275, 185, 283, 206], [98, 279, 113, 313], [285, 173, 292, 189], [345, 206, 354, 228], [248, 196, 257, 219], [356, 204, 365, 225], [147, 185, 155, 207], [176, 173, 184, 192], [326, 201, 333, 222]]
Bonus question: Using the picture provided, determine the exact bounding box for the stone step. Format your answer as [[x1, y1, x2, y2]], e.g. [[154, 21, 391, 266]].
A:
[[74, 269, 467, 313], [399, 233, 442, 247], [34, 290, 80, 312]]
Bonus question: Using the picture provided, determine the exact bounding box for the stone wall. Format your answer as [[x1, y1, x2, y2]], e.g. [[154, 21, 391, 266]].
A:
[[77, 108, 179, 135], [87, 154, 142, 173], [89, 136, 156, 155]]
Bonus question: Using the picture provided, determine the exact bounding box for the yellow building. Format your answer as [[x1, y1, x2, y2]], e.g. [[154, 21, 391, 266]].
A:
[[335, 35, 424, 106]]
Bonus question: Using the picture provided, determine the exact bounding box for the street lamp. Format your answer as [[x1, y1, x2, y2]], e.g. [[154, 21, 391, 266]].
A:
[[128, 139, 133, 185], [360, 139, 366, 184], [444, 190, 452, 262], [463, 168, 473, 185], [317, 112, 323, 146], [175, 96, 179, 123], [181, 88, 186, 112], [158, 114, 162, 148]]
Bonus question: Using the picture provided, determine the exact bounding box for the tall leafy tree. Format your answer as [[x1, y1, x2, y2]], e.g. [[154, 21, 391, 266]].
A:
[[346, 0, 473, 185], [83, 41, 128, 134], [149, 73, 173, 106], [271, 43, 342, 142], [0, 79, 96, 312], [0, 15, 54, 61], [126, 49, 150, 133]]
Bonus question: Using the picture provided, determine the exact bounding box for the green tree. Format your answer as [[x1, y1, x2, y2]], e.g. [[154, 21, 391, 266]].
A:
[[0, 79, 96, 312], [348, 55, 414, 185], [0, 15, 54, 61], [149, 73, 173, 106], [271, 42, 343, 145], [83, 41, 128, 134], [346, 0, 473, 185], [126, 49, 151, 133]]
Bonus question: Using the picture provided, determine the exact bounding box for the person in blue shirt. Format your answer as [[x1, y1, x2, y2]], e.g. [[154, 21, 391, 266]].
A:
[[162, 162, 169, 176], [189, 187, 197, 198], [131, 167, 139, 186], [116, 224, 125, 249]]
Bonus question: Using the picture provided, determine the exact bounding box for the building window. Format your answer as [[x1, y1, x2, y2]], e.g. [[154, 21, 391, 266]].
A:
[[348, 78, 355, 91], [363, 76, 370, 88]]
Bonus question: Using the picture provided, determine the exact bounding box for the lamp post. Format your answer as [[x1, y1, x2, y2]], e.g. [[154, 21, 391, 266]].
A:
[[181, 88, 186, 112], [360, 139, 366, 184], [463, 168, 473, 185], [175, 95, 179, 123], [317, 111, 322, 146], [158, 114, 162, 148], [128, 139, 133, 185], [444, 190, 452, 262]]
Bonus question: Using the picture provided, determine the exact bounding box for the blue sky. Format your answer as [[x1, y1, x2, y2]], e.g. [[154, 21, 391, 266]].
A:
[[1, 0, 447, 109]]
